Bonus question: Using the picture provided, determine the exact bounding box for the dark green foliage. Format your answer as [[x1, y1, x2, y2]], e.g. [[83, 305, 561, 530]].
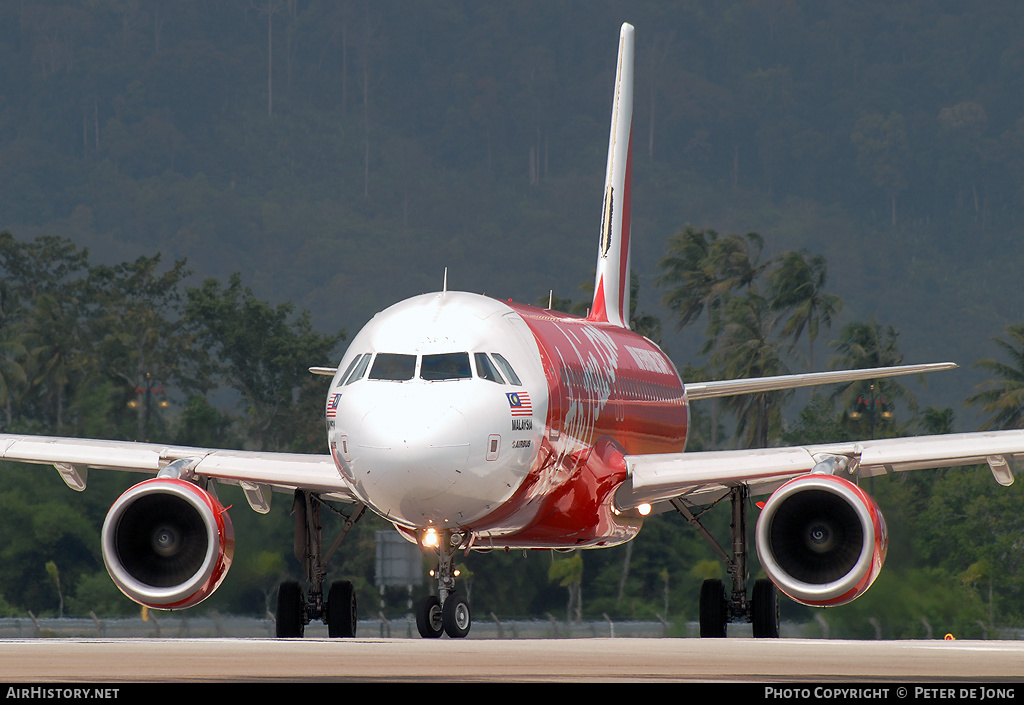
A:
[[184, 273, 344, 451], [0, 232, 345, 618]]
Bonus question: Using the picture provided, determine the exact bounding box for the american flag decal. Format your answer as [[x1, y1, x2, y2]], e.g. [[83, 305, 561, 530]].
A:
[[506, 391, 532, 416], [326, 393, 342, 417]]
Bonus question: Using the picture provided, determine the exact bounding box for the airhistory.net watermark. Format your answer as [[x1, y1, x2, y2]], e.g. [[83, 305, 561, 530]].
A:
[[6, 688, 119, 700]]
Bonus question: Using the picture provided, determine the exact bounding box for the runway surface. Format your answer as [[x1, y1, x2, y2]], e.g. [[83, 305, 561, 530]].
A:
[[1, 637, 1023, 682]]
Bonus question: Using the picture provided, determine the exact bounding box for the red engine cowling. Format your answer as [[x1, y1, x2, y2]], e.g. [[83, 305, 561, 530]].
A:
[[101, 478, 235, 609], [754, 474, 887, 607]]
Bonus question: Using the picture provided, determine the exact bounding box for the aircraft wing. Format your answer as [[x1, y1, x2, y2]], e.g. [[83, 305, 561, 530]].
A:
[[615, 429, 1024, 510], [682, 362, 957, 400], [0, 433, 357, 509]]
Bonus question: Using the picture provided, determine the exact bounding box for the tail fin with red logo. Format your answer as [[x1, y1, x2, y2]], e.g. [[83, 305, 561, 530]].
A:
[[588, 23, 635, 329]]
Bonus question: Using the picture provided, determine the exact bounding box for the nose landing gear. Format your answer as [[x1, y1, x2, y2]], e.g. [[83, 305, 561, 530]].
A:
[[416, 529, 471, 638]]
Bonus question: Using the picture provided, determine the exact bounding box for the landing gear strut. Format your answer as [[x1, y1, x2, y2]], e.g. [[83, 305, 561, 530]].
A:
[[275, 490, 366, 638], [416, 529, 471, 638], [672, 486, 780, 638]]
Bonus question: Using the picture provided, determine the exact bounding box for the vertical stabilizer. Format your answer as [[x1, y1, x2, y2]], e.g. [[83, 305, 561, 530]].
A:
[[588, 23, 634, 329]]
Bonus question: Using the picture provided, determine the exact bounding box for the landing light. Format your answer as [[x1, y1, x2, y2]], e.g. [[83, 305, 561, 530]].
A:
[[422, 528, 439, 548], [638, 503, 651, 516]]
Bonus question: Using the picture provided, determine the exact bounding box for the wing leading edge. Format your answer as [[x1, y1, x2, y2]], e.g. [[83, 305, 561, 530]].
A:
[[0, 434, 356, 510], [614, 429, 1024, 512], [683, 362, 957, 400]]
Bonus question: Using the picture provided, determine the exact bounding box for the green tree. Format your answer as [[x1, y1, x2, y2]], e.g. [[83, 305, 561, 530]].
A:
[[767, 250, 842, 372], [26, 293, 85, 433], [829, 319, 915, 437], [656, 227, 767, 334], [966, 324, 1024, 430], [705, 292, 789, 448], [184, 273, 345, 451], [851, 111, 910, 226], [548, 552, 583, 624], [86, 254, 207, 441]]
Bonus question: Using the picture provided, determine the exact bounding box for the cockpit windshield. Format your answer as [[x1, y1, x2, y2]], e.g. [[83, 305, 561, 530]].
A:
[[421, 352, 472, 381], [369, 353, 416, 381], [355, 350, 522, 385]]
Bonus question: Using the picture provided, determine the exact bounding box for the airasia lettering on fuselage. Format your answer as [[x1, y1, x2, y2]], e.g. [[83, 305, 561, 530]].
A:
[[465, 302, 688, 545], [555, 324, 619, 470], [626, 345, 673, 375]]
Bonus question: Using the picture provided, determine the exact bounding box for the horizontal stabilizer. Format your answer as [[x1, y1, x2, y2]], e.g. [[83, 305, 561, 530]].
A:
[[684, 362, 957, 400]]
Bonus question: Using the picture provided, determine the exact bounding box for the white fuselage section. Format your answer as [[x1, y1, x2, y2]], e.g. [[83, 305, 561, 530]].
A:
[[326, 292, 546, 530]]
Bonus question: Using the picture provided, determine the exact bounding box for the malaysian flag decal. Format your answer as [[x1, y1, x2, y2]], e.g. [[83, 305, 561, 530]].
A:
[[326, 393, 342, 418], [506, 391, 532, 416]]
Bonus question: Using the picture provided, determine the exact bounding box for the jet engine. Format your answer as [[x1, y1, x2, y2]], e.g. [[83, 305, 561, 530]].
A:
[[101, 478, 235, 609], [755, 474, 887, 607]]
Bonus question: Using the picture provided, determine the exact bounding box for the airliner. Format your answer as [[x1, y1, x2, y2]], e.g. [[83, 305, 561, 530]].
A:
[[2, 23, 1023, 640]]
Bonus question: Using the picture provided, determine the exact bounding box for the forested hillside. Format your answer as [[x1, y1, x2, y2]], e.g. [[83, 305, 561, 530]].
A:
[[2, 1, 1024, 636], [4, 1, 1024, 403]]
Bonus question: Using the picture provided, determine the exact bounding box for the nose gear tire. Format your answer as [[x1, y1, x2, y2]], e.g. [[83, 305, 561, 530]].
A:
[[416, 595, 444, 638], [442, 593, 471, 638]]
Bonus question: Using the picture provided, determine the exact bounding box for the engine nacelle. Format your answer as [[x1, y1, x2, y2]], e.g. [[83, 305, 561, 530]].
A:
[[755, 474, 887, 607], [101, 478, 235, 609]]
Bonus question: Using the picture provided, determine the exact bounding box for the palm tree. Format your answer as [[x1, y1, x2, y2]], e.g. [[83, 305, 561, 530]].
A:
[[548, 553, 583, 624], [27, 293, 84, 432], [768, 250, 842, 372], [920, 406, 956, 435], [706, 292, 790, 448], [966, 324, 1024, 430], [656, 227, 767, 333], [0, 327, 28, 429], [628, 271, 663, 345], [829, 318, 914, 437]]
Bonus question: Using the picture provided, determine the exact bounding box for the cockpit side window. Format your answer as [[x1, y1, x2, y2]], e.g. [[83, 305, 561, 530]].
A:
[[421, 352, 471, 381], [491, 353, 522, 386], [369, 353, 416, 381], [474, 353, 505, 384], [346, 353, 372, 384], [336, 355, 363, 387]]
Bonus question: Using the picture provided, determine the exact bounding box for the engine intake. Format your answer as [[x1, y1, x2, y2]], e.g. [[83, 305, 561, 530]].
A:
[[755, 474, 887, 607], [101, 478, 234, 609]]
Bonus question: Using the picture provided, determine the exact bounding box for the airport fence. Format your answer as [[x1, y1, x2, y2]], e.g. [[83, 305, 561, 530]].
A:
[[0, 614, 673, 639], [3, 614, 1024, 639]]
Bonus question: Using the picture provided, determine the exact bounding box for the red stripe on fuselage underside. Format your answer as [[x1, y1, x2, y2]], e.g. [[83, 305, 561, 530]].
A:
[[465, 301, 688, 544]]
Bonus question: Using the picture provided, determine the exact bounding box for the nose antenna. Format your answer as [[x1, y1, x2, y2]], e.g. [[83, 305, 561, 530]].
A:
[[443, 267, 448, 294]]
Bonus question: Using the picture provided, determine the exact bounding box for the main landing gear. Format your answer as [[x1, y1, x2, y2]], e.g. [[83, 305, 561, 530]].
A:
[[275, 490, 366, 638], [415, 529, 471, 638], [671, 486, 780, 638]]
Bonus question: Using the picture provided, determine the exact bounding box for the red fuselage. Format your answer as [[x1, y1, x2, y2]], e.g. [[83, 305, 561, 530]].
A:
[[464, 301, 689, 548]]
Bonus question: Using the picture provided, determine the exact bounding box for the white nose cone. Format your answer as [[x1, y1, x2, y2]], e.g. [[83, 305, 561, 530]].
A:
[[357, 398, 471, 523]]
